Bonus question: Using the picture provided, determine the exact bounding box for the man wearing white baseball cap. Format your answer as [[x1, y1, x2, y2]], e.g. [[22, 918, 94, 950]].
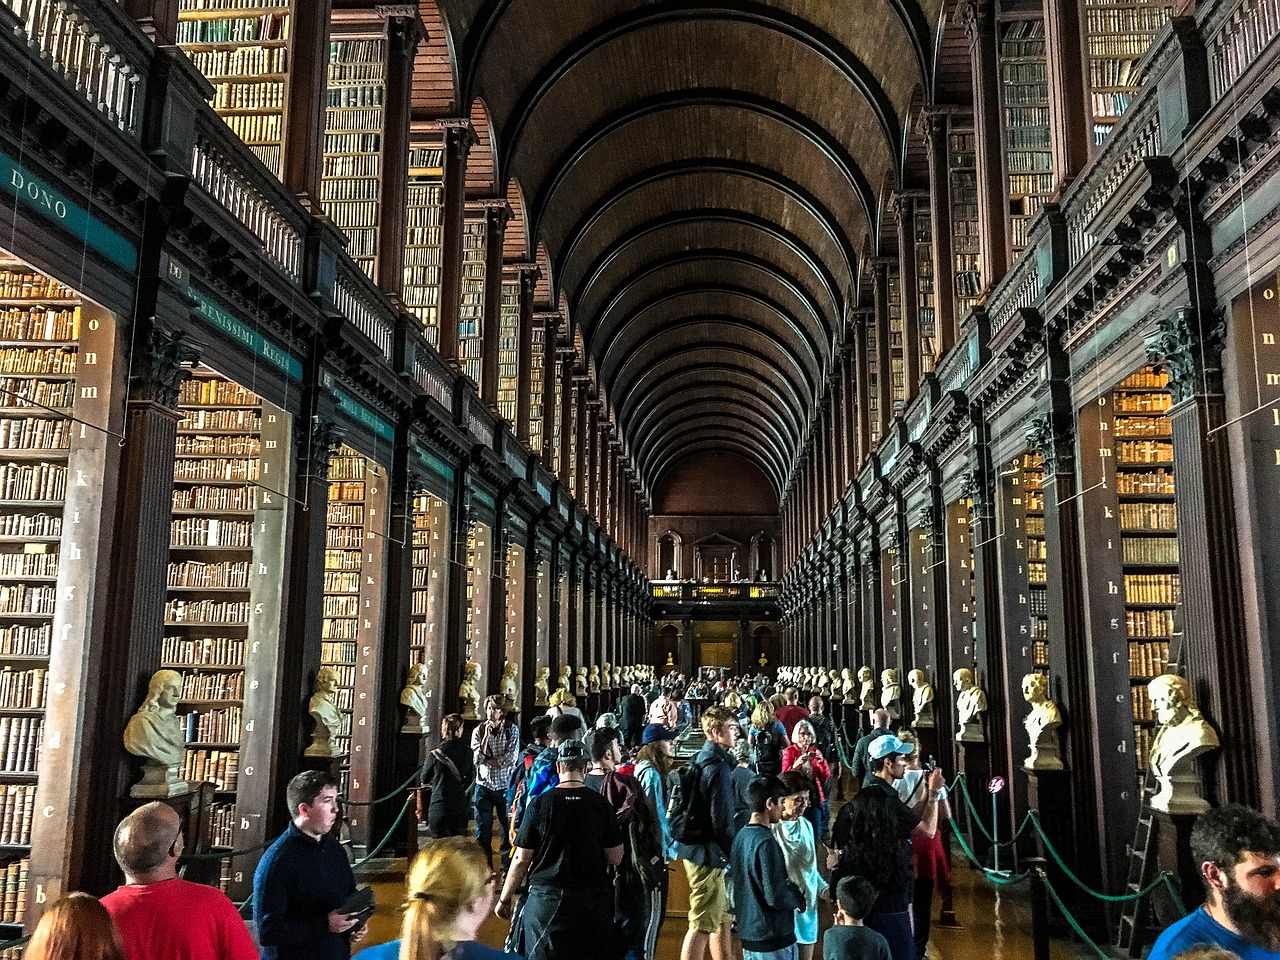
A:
[[830, 735, 945, 960]]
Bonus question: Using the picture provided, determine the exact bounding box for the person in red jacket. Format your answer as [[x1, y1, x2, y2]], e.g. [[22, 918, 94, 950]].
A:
[[781, 719, 832, 840]]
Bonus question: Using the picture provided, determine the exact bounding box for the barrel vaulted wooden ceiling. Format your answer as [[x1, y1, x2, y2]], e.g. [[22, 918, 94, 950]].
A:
[[425, 0, 958, 498]]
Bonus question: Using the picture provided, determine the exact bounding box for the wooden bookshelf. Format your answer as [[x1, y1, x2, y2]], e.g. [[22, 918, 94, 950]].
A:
[[1023, 453, 1050, 671], [867, 320, 881, 447], [887, 268, 905, 414], [549, 352, 565, 476], [322, 36, 388, 279], [464, 522, 492, 680], [915, 207, 937, 373], [948, 128, 982, 316], [1083, 0, 1171, 146], [458, 216, 487, 385], [999, 19, 1053, 255], [410, 493, 448, 669], [177, 0, 292, 175], [322, 445, 387, 822], [528, 324, 545, 454], [497, 279, 520, 425], [403, 141, 445, 345], [167, 369, 289, 891], [1113, 366, 1178, 779], [947, 498, 977, 667]]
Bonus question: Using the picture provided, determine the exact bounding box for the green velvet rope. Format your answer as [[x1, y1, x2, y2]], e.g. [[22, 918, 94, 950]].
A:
[[946, 818, 1032, 886], [950, 772, 1034, 848], [1038, 867, 1113, 960], [1027, 810, 1181, 905]]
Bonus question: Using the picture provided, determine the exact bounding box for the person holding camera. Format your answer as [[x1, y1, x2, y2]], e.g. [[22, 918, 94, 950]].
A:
[[781, 719, 832, 839], [892, 731, 953, 960]]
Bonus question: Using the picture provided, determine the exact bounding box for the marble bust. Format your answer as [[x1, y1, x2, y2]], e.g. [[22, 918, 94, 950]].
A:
[[305, 666, 345, 758], [601, 661, 613, 690], [954, 668, 988, 743], [588, 664, 601, 694], [1148, 674, 1219, 814], [499, 661, 519, 710], [858, 666, 876, 711], [841, 667, 858, 703], [557, 665, 572, 692], [124, 669, 189, 797], [881, 668, 902, 719], [1021, 672, 1063, 770], [533, 666, 551, 707], [574, 666, 589, 698], [458, 660, 482, 721], [909, 669, 935, 727], [400, 662, 431, 735]]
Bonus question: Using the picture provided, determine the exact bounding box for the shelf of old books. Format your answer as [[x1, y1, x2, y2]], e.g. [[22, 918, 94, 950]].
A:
[[177, 0, 293, 175], [866, 321, 881, 447], [1022, 452, 1050, 672], [998, 19, 1053, 255], [914, 206, 937, 373], [1083, 0, 1171, 146], [887, 268, 905, 414], [0, 258, 114, 931], [528, 322, 545, 454], [463, 521, 492, 681], [458, 216, 487, 385], [948, 126, 982, 317], [1112, 365, 1178, 777], [322, 35, 388, 279], [167, 367, 291, 890], [410, 492, 448, 669], [322, 445, 388, 809], [403, 140, 445, 346], [946, 497, 978, 668], [497, 279, 520, 425]]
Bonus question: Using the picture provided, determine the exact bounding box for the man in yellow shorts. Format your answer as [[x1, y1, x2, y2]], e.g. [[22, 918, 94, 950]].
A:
[[674, 705, 741, 960]]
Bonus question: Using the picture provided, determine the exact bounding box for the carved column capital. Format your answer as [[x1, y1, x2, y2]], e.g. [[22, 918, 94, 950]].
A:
[[130, 321, 203, 408], [1025, 414, 1075, 474], [379, 7, 426, 60], [307, 416, 346, 476], [481, 198, 513, 232], [437, 118, 478, 157], [1145, 306, 1227, 403]]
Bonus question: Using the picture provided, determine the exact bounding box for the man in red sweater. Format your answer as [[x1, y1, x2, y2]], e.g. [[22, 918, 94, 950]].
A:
[[774, 687, 810, 737], [101, 802, 259, 960]]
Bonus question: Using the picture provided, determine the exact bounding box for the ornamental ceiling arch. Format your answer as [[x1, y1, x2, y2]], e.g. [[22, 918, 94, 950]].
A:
[[432, 0, 939, 499]]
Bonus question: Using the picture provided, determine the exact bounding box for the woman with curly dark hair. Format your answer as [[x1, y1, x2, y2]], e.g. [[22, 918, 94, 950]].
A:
[[827, 735, 944, 960]]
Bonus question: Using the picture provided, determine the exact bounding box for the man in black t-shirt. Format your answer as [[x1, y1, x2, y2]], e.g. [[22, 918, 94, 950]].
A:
[[496, 738, 624, 960]]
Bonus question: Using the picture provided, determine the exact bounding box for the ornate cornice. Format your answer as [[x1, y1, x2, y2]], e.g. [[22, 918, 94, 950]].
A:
[[131, 322, 203, 408], [1145, 306, 1227, 403]]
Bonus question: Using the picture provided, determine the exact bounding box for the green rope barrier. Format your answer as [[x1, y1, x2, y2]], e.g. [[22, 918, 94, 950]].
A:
[[353, 795, 413, 868], [0, 934, 28, 950], [947, 819, 1032, 887], [341, 762, 428, 807], [1028, 811, 1176, 904], [1038, 867, 1112, 960], [184, 840, 272, 862], [950, 774, 1033, 848]]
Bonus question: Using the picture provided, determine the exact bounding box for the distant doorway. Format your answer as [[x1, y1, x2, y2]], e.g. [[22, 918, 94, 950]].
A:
[[699, 642, 734, 670]]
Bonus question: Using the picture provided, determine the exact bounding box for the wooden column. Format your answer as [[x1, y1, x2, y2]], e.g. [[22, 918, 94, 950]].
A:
[[558, 363, 576, 487], [894, 193, 923, 398], [574, 385, 589, 500], [1043, 0, 1091, 189], [281, 0, 336, 205], [435, 120, 476, 363], [831, 369, 847, 500], [872, 262, 894, 438], [514, 265, 539, 444], [488, 505, 512, 702], [958, 0, 1010, 291], [920, 110, 958, 356], [445, 476, 473, 719], [841, 346, 858, 474], [479, 200, 512, 407], [537, 313, 561, 471], [374, 9, 424, 298]]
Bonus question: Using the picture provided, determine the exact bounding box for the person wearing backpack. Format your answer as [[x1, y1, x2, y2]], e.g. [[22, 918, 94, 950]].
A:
[[672, 705, 741, 960], [749, 700, 789, 778], [421, 714, 474, 837], [634, 722, 678, 944]]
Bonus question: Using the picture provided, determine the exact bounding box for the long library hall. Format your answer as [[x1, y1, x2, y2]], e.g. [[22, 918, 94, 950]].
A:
[[0, 0, 1275, 959]]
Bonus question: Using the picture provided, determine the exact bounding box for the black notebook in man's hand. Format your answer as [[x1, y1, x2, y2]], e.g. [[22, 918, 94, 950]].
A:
[[340, 887, 376, 927]]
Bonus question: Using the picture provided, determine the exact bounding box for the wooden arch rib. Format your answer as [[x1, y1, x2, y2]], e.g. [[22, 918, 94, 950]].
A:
[[638, 411, 792, 481], [465, 98, 498, 198], [629, 374, 805, 450]]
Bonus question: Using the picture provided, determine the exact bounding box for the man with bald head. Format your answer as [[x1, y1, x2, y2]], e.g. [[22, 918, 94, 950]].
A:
[[851, 708, 893, 787], [100, 801, 258, 960]]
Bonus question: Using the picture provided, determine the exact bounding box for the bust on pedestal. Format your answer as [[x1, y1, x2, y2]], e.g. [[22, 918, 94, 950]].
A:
[[840, 667, 857, 703], [305, 666, 344, 758], [533, 666, 551, 707], [857, 666, 876, 711], [1148, 674, 1219, 814], [909, 669, 935, 727], [1021, 672, 1062, 770], [557, 665, 572, 692], [400, 662, 431, 735], [588, 664, 600, 694], [953, 668, 988, 743], [881, 668, 902, 720], [574, 666, 589, 698], [499, 661, 518, 711], [124, 670, 190, 798], [458, 660, 482, 721]]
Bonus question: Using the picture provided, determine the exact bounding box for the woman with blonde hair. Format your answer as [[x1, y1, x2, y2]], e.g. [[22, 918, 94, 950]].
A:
[[544, 689, 584, 725], [748, 699, 789, 778], [355, 837, 519, 960], [27, 892, 125, 960]]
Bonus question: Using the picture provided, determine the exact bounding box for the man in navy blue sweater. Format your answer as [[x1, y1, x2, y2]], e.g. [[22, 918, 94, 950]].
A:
[[731, 775, 805, 960], [253, 771, 362, 960]]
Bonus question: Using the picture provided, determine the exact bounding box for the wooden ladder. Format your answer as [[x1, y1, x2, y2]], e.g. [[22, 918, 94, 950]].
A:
[[1115, 774, 1158, 956]]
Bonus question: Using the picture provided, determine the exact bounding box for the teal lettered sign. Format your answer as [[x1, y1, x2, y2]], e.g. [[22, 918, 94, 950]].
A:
[[190, 288, 303, 380], [334, 388, 395, 442], [0, 151, 137, 270]]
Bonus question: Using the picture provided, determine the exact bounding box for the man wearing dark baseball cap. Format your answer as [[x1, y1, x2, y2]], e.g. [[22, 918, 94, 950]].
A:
[[496, 738, 624, 960], [831, 734, 945, 960]]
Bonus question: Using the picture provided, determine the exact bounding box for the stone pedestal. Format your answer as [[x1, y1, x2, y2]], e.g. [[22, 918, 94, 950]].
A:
[[130, 759, 190, 799], [1153, 811, 1200, 920], [1024, 768, 1077, 933], [958, 741, 993, 864]]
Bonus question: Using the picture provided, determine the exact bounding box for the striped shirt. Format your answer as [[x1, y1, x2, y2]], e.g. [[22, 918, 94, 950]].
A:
[[472, 720, 521, 791]]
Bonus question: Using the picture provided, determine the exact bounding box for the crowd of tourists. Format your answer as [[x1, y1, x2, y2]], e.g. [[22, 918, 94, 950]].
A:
[[18, 671, 1280, 960]]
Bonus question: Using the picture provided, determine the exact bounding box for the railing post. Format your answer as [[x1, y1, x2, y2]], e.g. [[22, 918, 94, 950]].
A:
[[1028, 858, 1052, 960]]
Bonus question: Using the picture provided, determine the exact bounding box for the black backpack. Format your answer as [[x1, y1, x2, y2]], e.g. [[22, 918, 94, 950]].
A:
[[755, 724, 782, 767], [667, 759, 713, 845]]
